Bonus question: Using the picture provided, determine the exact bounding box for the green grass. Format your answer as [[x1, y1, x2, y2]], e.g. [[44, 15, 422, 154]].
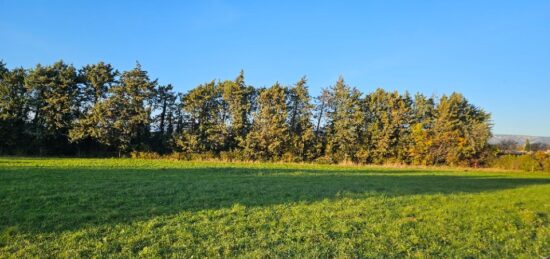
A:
[[1, 158, 549, 258]]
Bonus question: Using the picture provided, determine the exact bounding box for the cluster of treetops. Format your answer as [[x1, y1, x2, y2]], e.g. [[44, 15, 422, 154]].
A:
[[494, 139, 549, 153], [1, 60, 495, 166]]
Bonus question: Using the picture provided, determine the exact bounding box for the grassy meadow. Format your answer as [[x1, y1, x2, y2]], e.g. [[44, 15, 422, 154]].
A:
[[1, 158, 549, 257]]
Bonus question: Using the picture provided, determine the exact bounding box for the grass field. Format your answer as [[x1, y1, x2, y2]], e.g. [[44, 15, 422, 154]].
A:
[[1, 158, 549, 257]]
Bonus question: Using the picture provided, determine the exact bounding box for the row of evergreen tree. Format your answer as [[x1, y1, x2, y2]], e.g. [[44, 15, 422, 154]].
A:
[[0, 60, 492, 165]]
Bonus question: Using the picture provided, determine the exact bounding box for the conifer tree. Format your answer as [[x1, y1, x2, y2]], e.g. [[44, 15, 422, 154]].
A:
[[221, 71, 255, 150], [0, 61, 7, 77], [312, 88, 331, 158], [151, 84, 177, 153], [176, 80, 226, 154], [25, 61, 79, 154], [78, 62, 118, 112], [70, 63, 157, 156], [244, 83, 289, 160], [324, 77, 364, 162], [431, 94, 460, 164], [409, 93, 436, 165], [173, 92, 186, 134], [287, 77, 316, 161], [155, 84, 176, 136], [431, 93, 491, 165], [363, 89, 389, 163], [0, 66, 28, 153], [314, 89, 331, 137], [0, 58, 496, 163], [395, 92, 414, 162], [524, 139, 532, 152]]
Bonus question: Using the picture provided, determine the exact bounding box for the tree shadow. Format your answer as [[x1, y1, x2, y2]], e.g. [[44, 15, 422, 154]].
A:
[[1, 166, 549, 234]]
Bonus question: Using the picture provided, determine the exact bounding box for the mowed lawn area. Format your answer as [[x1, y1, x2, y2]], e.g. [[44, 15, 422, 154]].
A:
[[1, 158, 549, 257]]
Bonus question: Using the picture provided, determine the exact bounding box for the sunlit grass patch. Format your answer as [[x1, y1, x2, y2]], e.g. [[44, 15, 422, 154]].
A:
[[1, 157, 549, 257]]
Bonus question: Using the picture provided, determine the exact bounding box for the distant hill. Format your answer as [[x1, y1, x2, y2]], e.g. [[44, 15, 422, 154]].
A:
[[489, 134, 550, 145]]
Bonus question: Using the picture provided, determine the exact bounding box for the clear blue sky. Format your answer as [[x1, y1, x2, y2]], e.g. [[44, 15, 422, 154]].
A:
[[1, 0, 549, 136]]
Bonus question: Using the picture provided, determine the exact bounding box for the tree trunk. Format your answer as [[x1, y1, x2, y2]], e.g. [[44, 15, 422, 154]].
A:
[[159, 97, 167, 136]]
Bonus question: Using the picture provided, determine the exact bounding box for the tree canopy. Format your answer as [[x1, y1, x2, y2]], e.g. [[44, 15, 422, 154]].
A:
[[0, 59, 492, 166]]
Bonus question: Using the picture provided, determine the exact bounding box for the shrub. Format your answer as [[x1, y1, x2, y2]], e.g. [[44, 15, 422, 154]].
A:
[[130, 151, 161, 159], [219, 151, 248, 162], [491, 155, 543, 172], [188, 152, 217, 161], [314, 156, 334, 165], [164, 152, 186, 160], [219, 151, 235, 162], [282, 152, 302, 163], [541, 155, 550, 172]]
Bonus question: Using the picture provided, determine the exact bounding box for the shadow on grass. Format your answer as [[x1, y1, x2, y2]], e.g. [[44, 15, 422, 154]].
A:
[[1, 166, 549, 234]]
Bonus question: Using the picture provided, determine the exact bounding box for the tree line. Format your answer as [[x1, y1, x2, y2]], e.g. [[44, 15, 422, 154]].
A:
[[495, 139, 549, 153], [0, 60, 492, 165]]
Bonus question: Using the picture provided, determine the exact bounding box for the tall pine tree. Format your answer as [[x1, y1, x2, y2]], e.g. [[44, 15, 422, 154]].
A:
[[176, 80, 226, 154], [244, 83, 289, 160], [25, 61, 79, 154], [70, 63, 157, 156], [0, 65, 29, 153], [287, 77, 316, 161], [324, 77, 364, 163], [221, 71, 255, 151]]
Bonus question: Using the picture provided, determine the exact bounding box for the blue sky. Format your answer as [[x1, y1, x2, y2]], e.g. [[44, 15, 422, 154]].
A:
[[1, 0, 549, 136]]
